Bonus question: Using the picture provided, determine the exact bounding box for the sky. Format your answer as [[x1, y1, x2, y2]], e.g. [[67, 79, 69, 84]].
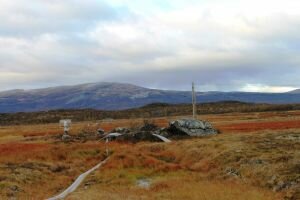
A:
[[0, 0, 300, 92]]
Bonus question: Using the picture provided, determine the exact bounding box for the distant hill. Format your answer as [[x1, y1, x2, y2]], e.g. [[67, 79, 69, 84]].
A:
[[288, 89, 300, 94], [1, 82, 300, 113]]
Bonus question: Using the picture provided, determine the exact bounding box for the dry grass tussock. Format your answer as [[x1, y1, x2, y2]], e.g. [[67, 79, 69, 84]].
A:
[[69, 129, 299, 199]]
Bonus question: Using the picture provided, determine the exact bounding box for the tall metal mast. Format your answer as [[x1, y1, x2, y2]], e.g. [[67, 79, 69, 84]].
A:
[[192, 82, 197, 119]]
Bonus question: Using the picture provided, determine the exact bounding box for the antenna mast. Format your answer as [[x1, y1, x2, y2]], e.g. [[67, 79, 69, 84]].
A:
[[192, 82, 197, 119]]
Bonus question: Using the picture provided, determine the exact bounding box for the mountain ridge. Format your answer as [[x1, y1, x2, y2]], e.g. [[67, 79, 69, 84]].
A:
[[1, 82, 300, 113], [288, 89, 300, 94]]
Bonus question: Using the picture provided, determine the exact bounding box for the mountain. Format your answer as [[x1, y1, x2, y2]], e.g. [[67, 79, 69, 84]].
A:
[[288, 89, 300, 94], [1, 82, 300, 113]]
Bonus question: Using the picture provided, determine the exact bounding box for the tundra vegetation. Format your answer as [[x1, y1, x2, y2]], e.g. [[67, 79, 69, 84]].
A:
[[0, 102, 299, 199]]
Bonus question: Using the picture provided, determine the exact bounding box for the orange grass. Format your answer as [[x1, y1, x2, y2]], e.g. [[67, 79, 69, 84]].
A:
[[218, 119, 300, 132], [0, 143, 50, 157]]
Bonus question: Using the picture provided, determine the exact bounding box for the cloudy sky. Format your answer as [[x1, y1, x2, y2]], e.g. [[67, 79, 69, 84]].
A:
[[0, 0, 300, 92]]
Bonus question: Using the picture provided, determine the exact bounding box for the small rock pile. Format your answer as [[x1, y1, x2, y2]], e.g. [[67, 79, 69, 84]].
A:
[[111, 118, 218, 142], [59, 118, 218, 143], [115, 123, 164, 143]]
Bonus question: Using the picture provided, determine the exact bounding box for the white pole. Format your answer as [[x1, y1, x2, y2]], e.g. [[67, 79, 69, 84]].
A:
[[192, 82, 197, 119]]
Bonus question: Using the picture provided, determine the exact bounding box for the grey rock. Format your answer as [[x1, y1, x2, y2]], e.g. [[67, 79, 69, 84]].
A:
[[169, 119, 218, 137]]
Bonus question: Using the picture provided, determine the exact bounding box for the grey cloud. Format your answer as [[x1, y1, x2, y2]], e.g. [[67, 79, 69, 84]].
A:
[[0, 0, 299, 92], [0, 0, 131, 37]]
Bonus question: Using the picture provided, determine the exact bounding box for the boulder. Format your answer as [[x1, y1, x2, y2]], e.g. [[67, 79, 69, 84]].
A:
[[169, 119, 218, 137]]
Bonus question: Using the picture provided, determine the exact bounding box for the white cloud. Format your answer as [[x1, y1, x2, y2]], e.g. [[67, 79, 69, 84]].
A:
[[241, 84, 297, 93]]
